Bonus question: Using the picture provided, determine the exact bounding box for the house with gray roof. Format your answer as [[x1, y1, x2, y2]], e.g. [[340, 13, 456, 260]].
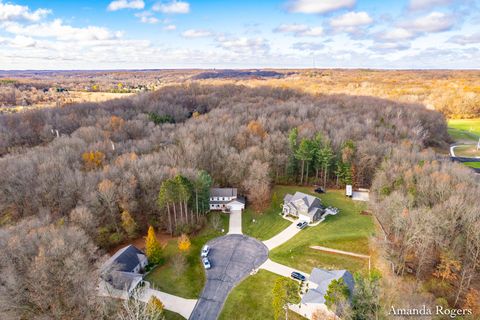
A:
[[282, 192, 325, 223], [209, 188, 245, 212], [293, 268, 354, 319], [101, 245, 148, 296]]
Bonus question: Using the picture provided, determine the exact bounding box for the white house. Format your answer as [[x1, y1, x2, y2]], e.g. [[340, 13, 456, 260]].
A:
[[291, 268, 354, 319], [209, 188, 245, 211], [282, 192, 325, 223], [101, 245, 148, 296]]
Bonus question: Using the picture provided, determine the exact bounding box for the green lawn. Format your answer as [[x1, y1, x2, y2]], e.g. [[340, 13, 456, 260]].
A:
[[164, 310, 185, 320], [448, 118, 480, 143], [269, 188, 374, 273], [219, 270, 306, 320], [242, 186, 292, 240], [464, 162, 480, 169], [145, 213, 229, 298]]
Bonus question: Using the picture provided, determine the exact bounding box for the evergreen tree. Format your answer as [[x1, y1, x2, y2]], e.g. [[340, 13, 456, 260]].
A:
[[272, 278, 299, 320], [319, 144, 335, 190], [286, 128, 299, 181], [295, 138, 314, 185]]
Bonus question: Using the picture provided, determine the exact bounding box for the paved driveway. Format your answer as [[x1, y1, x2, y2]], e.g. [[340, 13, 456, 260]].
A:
[[227, 209, 242, 234], [140, 288, 197, 319], [263, 221, 301, 250], [189, 234, 268, 320], [259, 258, 309, 279]]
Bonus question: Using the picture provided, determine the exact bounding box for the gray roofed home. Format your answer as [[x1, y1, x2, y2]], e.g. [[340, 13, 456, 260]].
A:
[[282, 192, 325, 223], [294, 268, 354, 319], [101, 245, 148, 296], [210, 187, 238, 198], [209, 187, 245, 212]]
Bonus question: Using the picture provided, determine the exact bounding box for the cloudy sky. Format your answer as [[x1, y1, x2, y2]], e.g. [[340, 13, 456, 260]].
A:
[[0, 0, 479, 69]]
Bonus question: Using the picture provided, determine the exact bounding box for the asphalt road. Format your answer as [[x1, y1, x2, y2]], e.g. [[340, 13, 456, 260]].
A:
[[189, 234, 268, 320]]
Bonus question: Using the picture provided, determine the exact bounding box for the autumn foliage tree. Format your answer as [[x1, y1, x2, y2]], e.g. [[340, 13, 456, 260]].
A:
[[246, 120, 267, 139], [82, 150, 105, 170], [147, 296, 165, 317], [145, 226, 162, 264], [177, 233, 191, 252], [121, 210, 137, 238]]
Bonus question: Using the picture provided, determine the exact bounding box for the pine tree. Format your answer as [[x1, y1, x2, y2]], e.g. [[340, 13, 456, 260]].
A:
[[145, 226, 162, 264], [286, 128, 299, 180]]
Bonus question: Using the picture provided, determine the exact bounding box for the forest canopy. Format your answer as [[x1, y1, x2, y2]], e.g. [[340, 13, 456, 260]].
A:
[[0, 84, 450, 247]]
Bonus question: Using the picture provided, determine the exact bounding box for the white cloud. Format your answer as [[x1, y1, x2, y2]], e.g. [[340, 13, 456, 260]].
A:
[[408, 0, 452, 11], [330, 11, 373, 28], [292, 42, 324, 51], [274, 24, 323, 37], [449, 32, 480, 45], [153, 1, 190, 14], [2, 19, 124, 41], [135, 11, 159, 24], [370, 42, 410, 52], [404, 11, 454, 32], [378, 28, 415, 41], [107, 0, 144, 11], [181, 29, 212, 38], [286, 0, 355, 14], [164, 24, 177, 31], [0, 1, 50, 22], [216, 36, 269, 55]]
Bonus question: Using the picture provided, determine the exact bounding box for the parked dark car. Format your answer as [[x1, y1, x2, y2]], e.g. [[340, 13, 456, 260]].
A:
[[314, 187, 325, 194], [296, 221, 308, 229], [291, 271, 306, 281]]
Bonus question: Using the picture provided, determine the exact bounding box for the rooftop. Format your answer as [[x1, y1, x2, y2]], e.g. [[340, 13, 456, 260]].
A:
[[211, 188, 238, 197], [102, 245, 145, 273], [301, 268, 354, 305]]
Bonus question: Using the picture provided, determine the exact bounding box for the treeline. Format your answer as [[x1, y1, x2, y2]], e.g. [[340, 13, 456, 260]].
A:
[[0, 84, 449, 249], [370, 144, 480, 311], [286, 129, 355, 188]]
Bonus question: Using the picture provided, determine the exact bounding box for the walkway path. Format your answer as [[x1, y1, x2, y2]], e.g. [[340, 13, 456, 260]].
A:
[[227, 209, 242, 234], [140, 287, 197, 319], [98, 282, 197, 319], [263, 221, 301, 250], [309, 245, 370, 259], [310, 245, 371, 272], [259, 258, 309, 279], [450, 144, 457, 157]]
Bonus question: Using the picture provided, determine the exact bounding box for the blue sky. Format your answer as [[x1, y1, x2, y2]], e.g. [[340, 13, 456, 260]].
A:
[[0, 0, 479, 69]]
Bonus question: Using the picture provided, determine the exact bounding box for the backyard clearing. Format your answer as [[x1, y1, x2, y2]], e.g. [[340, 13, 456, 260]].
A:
[[448, 118, 480, 143], [269, 188, 374, 273]]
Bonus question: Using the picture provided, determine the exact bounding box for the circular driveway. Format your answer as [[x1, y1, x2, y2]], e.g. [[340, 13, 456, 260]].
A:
[[189, 234, 268, 320]]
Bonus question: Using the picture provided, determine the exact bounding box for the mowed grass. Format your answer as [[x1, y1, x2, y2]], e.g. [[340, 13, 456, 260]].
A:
[[464, 162, 480, 169], [164, 310, 185, 320], [145, 213, 229, 298], [219, 270, 306, 320], [270, 187, 374, 273], [242, 188, 291, 240], [448, 118, 480, 142]]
